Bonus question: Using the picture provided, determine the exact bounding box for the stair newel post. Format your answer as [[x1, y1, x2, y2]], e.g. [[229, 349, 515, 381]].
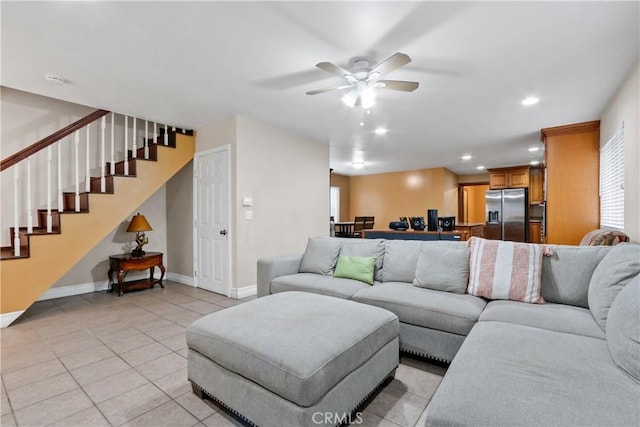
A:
[[144, 120, 149, 160], [100, 116, 106, 193], [27, 156, 33, 234], [47, 146, 52, 232], [110, 113, 115, 175], [85, 123, 91, 193], [13, 165, 20, 256], [57, 140, 63, 212], [124, 115, 129, 176], [164, 124, 168, 146], [74, 130, 80, 212], [132, 117, 137, 159]]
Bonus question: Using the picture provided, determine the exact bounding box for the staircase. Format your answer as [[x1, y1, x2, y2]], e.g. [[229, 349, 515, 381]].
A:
[[0, 110, 195, 326]]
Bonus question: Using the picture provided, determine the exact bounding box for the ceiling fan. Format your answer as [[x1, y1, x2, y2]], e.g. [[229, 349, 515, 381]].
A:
[[306, 52, 419, 109]]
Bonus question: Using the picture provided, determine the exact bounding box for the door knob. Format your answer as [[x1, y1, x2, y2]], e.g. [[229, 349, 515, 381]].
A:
[[220, 230, 227, 236]]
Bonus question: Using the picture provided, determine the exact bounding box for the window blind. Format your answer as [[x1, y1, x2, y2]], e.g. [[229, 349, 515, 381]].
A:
[[600, 125, 624, 230]]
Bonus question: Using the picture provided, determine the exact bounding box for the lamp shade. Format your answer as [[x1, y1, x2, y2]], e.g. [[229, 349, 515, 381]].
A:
[[126, 213, 152, 232]]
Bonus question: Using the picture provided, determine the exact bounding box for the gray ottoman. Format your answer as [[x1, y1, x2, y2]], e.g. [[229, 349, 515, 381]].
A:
[[186, 291, 399, 427]]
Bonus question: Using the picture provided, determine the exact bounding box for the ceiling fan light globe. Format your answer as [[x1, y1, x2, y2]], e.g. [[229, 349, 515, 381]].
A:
[[373, 82, 386, 88], [368, 71, 381, 81], [361, 87, 376, 109], [342, 90, 358, 108]]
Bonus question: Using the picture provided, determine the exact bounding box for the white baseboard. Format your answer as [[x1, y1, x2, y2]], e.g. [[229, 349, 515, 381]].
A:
[[37, 281, 110, 301], [167, 272, 195, 287], [1, 310, 25, 328], [37, 270, 164, 302], [229, 284, 257, 299]]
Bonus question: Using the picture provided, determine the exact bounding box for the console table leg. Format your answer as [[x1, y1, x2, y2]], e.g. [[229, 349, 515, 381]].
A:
[[159, 264, 166, 288]]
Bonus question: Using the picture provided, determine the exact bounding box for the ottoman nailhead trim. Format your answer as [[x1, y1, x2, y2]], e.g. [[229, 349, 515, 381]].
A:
[[191, 382, 257, 427], [190, 371, 396, 427], [400, 347, 451, 364]]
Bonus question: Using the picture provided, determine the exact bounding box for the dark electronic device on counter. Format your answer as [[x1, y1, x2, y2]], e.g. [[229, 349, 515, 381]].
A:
[[410, 216, 426, 231], [439, 216, 456, 232], [427, 209, 438, 231], [389, 220, 408, 231]]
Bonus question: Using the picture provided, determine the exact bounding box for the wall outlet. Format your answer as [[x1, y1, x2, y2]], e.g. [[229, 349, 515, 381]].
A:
[[245, 210, 253, 220]]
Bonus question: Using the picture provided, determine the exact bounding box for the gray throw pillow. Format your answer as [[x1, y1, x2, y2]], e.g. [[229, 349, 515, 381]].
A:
[[606, 274, 640, 381], [299, 236, 342, 275], [588, 243, 640, 330], [381, 240, 422, 283], [413, 242, 470, 293], [340, 239, 385, 283]]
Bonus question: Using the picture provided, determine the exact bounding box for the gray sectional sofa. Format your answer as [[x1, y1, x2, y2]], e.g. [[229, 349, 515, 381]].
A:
[[257, 237, 640, 426]]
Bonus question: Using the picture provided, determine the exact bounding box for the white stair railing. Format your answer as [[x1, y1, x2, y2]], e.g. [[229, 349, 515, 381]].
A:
[[2, 110, 185, 257]]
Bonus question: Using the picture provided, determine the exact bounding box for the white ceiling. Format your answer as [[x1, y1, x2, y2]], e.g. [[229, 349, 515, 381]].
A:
[[2, 1, 638, 176]]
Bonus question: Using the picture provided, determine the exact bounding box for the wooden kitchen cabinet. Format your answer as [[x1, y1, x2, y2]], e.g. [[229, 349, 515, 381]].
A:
[[529, 221, 542, 244], [529, 166, 544, 204], [488, 166, 530, 189], [541, 121, 600, 245]]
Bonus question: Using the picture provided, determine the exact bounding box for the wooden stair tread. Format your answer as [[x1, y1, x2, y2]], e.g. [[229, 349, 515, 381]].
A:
[[1, 247, 29, 260]]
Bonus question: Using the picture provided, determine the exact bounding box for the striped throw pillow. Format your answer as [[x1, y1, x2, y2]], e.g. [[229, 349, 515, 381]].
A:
[[467, 237, 544, 304]]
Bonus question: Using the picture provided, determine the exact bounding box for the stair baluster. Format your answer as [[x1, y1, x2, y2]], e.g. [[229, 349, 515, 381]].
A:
[[27, 157, 33, 233], [132, 117, 137, 159], [57, 141, 63, 212], [144, 120, 149, 160], [164, 124, 168, 146], [124, 115, 129, 176], [85, 124, 91, 193], [110, 113, 115, 175], [100, 116, 106, 193], [47, 146, 52, 232], [13, 165, 20, 256], [153, 121, 157, 150], [74, 130, 80, 212]]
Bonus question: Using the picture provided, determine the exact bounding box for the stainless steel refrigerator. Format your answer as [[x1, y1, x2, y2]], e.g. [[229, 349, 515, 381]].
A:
[[485, 188, 528, 242]]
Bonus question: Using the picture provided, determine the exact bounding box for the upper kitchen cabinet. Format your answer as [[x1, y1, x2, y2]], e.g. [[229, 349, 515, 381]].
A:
[[488, 166, 530, 189]]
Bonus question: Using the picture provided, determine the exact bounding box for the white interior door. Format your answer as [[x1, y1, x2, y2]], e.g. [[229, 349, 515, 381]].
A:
[[194, 147, 230, 296]]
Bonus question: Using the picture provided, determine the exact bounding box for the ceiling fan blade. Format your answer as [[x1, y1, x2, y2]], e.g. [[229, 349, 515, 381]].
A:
[[369, 52, 411, 77], [376, 80, 419, 92], [306, 84, 353, 95], [316, 62, 354, 79]]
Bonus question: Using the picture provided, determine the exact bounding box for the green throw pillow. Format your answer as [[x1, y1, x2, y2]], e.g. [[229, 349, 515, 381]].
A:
[[333, 256, 376, 285]]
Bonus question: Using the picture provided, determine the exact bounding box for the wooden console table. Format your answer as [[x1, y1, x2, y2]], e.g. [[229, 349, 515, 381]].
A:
[[108, 252, 165, 296]]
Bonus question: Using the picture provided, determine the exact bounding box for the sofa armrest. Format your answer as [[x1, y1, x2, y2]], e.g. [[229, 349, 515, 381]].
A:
[[257, 254, 303, 297]]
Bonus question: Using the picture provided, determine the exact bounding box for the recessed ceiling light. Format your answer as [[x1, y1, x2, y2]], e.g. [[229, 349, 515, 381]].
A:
[[374, 127, 387, 135], [461, 155, 472, 160], [528, 147, 540, 152], [352, 161, 365, 169], [45, 75, 65, 85], [530, 160, 540, 166], [476, 165, 485, 170], [521, 96, 539, 106]]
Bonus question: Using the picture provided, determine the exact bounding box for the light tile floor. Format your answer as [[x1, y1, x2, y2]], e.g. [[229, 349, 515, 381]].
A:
[[1, 282, 446, 427]]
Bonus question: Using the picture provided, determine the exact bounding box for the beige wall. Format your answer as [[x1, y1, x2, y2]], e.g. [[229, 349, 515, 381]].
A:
[[235, 116, 328, 288], [600, 61, 639, 242], [166, 161, 193, 277], [349, 167, 458, 228], [330, 173, 350, 221]]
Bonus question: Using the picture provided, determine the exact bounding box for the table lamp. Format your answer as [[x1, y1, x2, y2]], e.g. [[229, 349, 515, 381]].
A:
[[126, 213, 152, 257]]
